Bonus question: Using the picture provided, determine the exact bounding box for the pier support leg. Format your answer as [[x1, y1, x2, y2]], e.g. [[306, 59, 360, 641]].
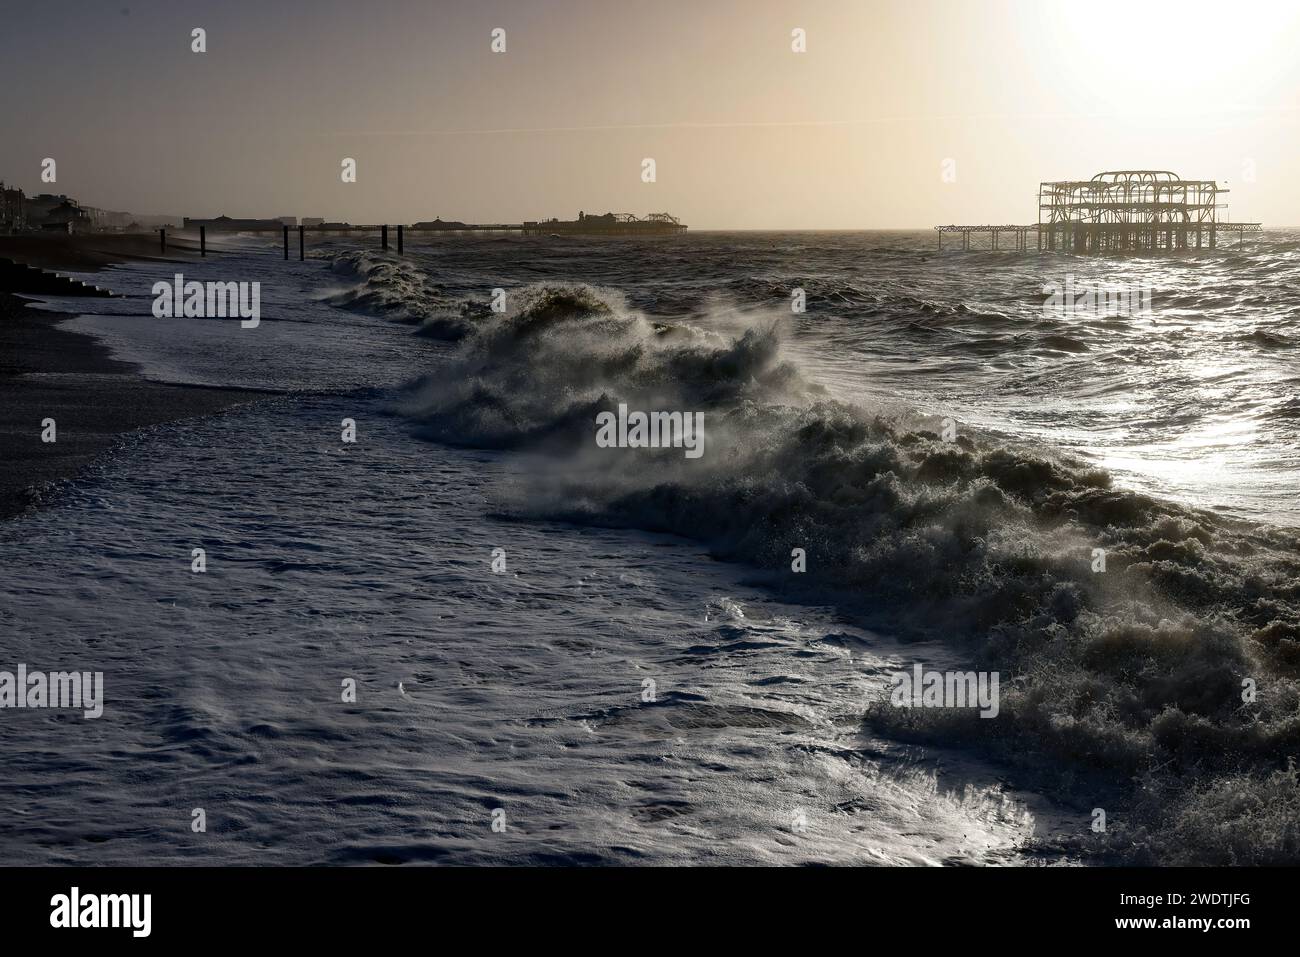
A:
[[160, 228, 166, 254], [200, 226, 206, 257], [299, 225, 304, 261], [397, 225, 403, 254], [283, 225, 289, 260], [382, 225, 388, 251]]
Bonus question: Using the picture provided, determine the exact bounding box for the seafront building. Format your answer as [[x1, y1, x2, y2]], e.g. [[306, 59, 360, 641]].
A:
[[0, 181, 25, 232], [38, 198, 93, 233], [0, 180, 164, 234]]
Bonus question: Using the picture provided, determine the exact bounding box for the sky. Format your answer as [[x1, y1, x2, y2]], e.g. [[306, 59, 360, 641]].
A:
[[3, 0, 1299, 229]]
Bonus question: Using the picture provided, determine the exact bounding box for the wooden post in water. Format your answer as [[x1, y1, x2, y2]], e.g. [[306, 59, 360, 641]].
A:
[[283, 225, 289, 260], [381, 224, 389, 251], [160, 228, 166, 253], [200, 226, 206, 257], [397, 225, 403, 254], [299, 225, 305, 261]]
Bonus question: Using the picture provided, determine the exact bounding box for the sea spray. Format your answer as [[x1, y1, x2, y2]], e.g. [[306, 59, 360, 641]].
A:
[[387, 277, 1300, 863]]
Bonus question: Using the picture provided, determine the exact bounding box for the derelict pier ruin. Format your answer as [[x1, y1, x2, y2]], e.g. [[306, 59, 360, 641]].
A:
[[937, 170, 1261, 253]]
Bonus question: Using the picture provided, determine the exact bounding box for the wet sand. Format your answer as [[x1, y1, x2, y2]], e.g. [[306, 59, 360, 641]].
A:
[[0, 235, 264, 521]]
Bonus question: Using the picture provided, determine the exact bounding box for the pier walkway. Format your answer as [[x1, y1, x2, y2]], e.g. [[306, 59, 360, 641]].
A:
[[936, 222, 1262, 252]]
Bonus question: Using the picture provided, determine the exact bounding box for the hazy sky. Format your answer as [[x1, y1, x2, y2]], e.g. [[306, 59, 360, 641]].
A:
[[3, 0, 1299, 228]]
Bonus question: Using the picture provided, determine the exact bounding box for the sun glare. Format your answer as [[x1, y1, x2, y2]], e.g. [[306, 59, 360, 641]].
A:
[[1029, 0, 1298, 114]]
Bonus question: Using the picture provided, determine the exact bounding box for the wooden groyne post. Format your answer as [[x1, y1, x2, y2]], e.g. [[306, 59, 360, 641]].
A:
[[397, 225, 403, 254], [299, 225, 304, 261], [159, 228, 166, 254], [381, 224, 389, 251], [282, 225, 289, 260], [200, 226, 206, 257]]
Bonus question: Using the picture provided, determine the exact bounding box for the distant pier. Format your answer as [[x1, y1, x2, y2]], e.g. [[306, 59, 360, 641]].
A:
[[936, 225, 1037, 251], [521, 212, 687, 237], [939, 171, 1262, 253], [175, 211, 687, 256]]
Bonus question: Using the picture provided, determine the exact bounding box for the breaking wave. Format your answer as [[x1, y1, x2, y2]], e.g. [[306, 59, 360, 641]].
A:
[[390, 274, 1300, 865], [324, 250, 476, 339]]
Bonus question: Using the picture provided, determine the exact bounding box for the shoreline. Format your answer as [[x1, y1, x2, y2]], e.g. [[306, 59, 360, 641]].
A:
[[0, 235, 266, 522], [0, 232, 204, 272]]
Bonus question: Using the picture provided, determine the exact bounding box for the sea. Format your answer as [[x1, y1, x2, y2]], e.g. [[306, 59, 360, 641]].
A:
[[3, 230, 1299, 865]]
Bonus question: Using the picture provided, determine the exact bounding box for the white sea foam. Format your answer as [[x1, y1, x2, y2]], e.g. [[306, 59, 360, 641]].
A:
[[9, 233, 1300, 864]]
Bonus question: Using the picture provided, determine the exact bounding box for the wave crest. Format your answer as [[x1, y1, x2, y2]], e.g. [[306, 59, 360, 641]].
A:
[[399, 280, 1300, 864], [325, 250, 474, 338]]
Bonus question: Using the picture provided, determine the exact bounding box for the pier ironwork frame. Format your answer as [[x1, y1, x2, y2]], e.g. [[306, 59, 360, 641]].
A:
[[937, 171, 1261, 253]]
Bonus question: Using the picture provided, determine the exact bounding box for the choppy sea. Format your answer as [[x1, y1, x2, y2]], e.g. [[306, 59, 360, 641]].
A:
[[4, 231, 1299, 864]]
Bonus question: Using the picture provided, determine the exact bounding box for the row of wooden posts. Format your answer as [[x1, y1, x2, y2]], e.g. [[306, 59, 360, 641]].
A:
[[159, 224, 407, 260]]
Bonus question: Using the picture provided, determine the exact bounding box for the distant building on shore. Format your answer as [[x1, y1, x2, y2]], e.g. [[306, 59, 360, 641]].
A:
[[0, 179, 173, 233], [85, 207, 136, 231], [1, 181, 25, 233], [25, 193, 74, 227], [23, 194, 93, 233]]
